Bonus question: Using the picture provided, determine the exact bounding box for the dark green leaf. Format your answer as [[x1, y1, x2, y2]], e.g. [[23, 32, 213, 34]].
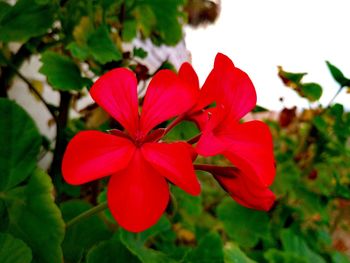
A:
[[326, 61, 350, 87], [40, 51, 85, 91], [67, 42, 89, 60], [217, 198, 270, 247], [87, 26, 122, 64], [301, 83, 322, 102], [123, 20, 137, 42], [86, 235, 140, 263], [280, 229, 326, 263], [133, 47, 148, 59], [0, 0, 55, 42], [61, 200, 112, 263], [0, 99, 41, 191], [0, 233, 32, 263], [6, 169, 65, 263], [165, 121, 199, 141], [224, 242, 257, 263], [183, 232, 224, 263], [264, 248, 306, 263], [120, 230, 177, 263]]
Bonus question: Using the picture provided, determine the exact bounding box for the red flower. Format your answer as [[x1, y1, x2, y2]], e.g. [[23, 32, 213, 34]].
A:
[[62, 68, 200, 232], [181, 53, 276, 211]]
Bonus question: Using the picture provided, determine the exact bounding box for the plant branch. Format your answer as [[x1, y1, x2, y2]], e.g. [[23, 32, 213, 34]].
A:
[[326, 85, 344, 108], [49, 91, 71, 178], [2, 55, 58, 122], [164, 114, 185, 135], [66, 201, 108, 228]]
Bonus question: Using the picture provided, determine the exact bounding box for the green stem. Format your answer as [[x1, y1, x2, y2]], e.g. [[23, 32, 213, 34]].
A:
[[326, 85, 344, 108], [66, 201, 108, 228]]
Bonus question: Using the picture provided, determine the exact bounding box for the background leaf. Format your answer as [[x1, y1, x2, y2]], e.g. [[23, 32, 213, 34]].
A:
[[40, 51, 85, 91], [0, 0, 56, 42], [0, 99, 41, 191], [6, 170, 65, 263], [0, 233, 32, 263]]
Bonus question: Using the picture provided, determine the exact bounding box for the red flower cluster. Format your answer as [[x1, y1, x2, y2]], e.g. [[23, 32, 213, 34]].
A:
[[62, 53, 276, 232]]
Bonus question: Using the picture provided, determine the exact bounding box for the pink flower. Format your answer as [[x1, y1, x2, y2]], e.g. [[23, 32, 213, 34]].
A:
[[62, 68, 200, 232], [181, 53, 276, 211]]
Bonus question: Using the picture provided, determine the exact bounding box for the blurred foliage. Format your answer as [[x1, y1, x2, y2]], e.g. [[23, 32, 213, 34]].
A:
[[0, 0, 350, 262]]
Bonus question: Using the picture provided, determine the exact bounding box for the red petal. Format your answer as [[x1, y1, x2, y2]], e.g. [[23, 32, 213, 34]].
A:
[[197, 120, 275, 187], [140, 69, 197, 135], [107, 151, 169, 232], [215, 171, 275, 211], [198, 53, 257, 121], [223, 121, 275, 187], [178, 62, 200, 97], [142, 142, 200, 196], [90, 68, 139, 136], [196, 106, 233, 155], [62, 131, 135, 185]]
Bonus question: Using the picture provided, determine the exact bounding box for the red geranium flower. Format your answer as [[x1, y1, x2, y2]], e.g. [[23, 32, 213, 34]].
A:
[[180, 53, 276, 211], [62, 68, 200, 232]]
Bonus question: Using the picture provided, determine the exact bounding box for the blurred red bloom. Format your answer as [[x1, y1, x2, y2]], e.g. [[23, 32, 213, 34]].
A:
[[181, 53, 276, 211], [62, 68, 200, 232]]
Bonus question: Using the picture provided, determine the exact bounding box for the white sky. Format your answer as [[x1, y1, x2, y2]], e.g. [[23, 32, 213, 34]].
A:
[[185, 0, 350, 110]]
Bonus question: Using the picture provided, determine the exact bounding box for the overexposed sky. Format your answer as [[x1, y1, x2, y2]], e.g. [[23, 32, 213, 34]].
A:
[[185, 0, 350, 110]]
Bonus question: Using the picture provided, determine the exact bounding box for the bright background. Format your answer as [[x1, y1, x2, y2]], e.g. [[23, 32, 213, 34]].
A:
[[185, 0, 350, 110]]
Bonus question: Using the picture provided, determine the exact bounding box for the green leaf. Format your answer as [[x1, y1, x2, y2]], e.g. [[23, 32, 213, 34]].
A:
[[40, 51, 85, 91], [217, 198, 270, 248], [280, 229, 326, 263], [0, 0, 56, 42], [61, 200, 112, 263], [86, 235, 140, 263], [224, 242, 257, 263], [133, 47, 148, 59], [120, 230, 177, 263], [301, 83, 323, 102], [183, 232, 224, 263], [67, 42, 89, 60], [0, 233, 32, 263], [0, 99, 41, 191], [6, 169, 65, 263], [278, 66, 307, 85], [264, 248, 306, 263], [165, 121, 199, 141], [87, 26, 122, 64], [326, 61, 350, 87], [123, 20, 137, 42], [331, 252, 350, 263]]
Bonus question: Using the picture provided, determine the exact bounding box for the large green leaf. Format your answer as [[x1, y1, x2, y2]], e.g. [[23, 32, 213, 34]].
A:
[[217, 198, 270, 248], [0, 99, 41, 191], [0, 233, 32, 263], [120, 230, 177, 263], [264, 248, 306, 263], [224, 242, 257, 263], [40, 51, 85, 91], [6, 170, 65, 263], [0, 0, 55, 42], [280, 229, 326, 263], [86, 235, 140, 263], [61, 200, 112, 263], [183, 232, 224, 263], [87, 26, 122, 64]]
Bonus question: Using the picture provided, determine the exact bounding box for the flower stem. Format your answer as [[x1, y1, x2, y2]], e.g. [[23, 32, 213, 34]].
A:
[[66, 201, 108, 228]]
